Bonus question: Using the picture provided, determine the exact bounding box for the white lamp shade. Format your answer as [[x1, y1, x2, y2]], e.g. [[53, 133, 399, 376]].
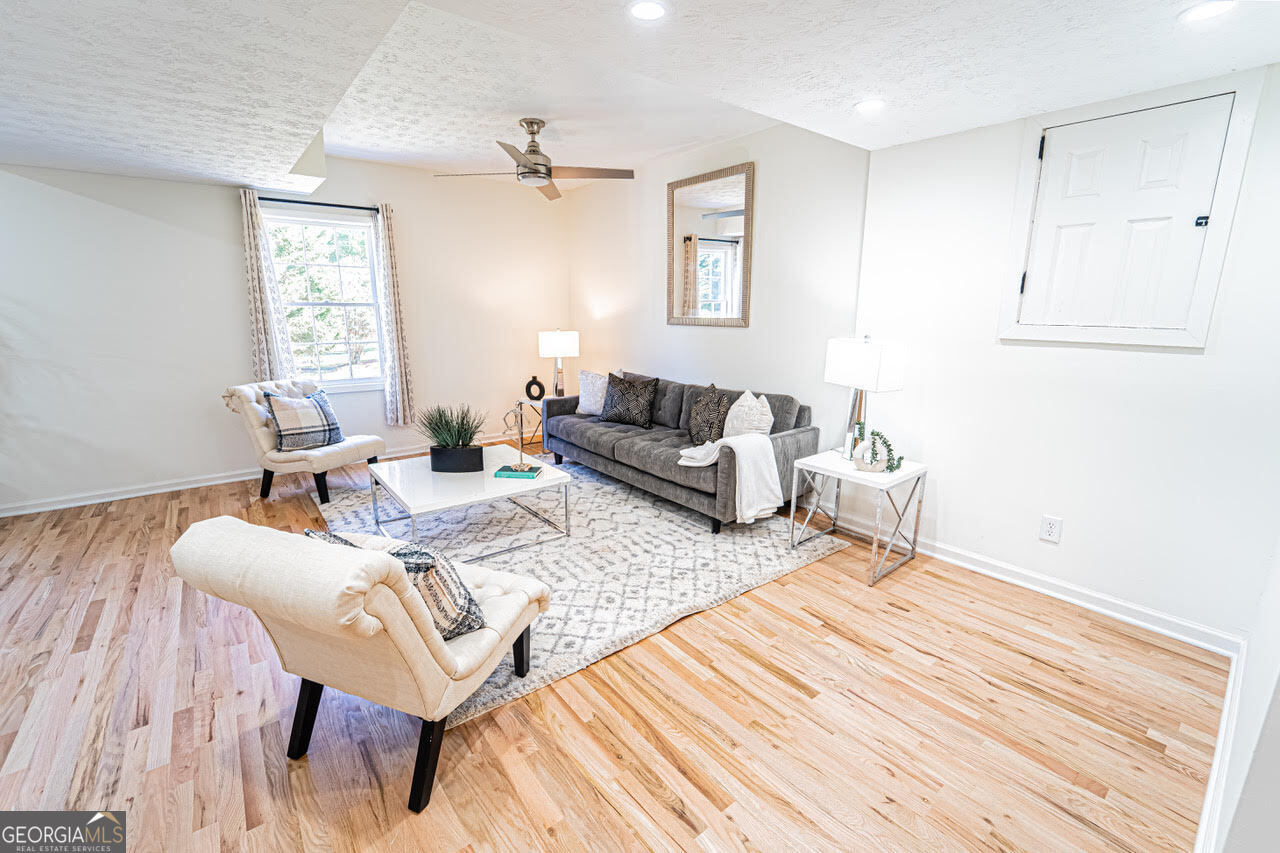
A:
[[824, 337, 904, 392], [538, 330, 579, 358]]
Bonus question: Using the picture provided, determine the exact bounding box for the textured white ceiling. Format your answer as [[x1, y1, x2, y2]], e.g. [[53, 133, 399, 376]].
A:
[[323, 3, 775, 177], [675, 175, 746, 210], [424, 0, 1280, 150], [0, 0, 407, 188]]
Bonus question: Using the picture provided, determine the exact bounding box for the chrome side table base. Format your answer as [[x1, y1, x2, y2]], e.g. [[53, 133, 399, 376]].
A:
[[789, 467, 927, 586], [370, 480, 571, 563]]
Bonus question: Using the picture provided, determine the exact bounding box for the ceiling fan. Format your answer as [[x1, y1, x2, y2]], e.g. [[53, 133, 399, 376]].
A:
[[435, 118, 634, 201]]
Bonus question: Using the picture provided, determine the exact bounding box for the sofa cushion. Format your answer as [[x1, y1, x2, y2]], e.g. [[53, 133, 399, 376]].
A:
[[679, 385, 800, 434], [613, 431, 719, 494], [688, 385, 732, 445], [621, 372, 686, 429], [547, 414, 681, 460], [601, 374, 659, 428]]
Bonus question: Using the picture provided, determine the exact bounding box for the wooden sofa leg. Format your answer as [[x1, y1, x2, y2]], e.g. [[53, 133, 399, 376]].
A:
[[408, 717, 448, 812], [513, 626, 531, 678], [287, 679, 324, 759], [553, 452, 563, 465], [710, 518, 722, 534], [260, 469, 275, 499], [367, 456, 378, 465], [313, 472, 330, 504]]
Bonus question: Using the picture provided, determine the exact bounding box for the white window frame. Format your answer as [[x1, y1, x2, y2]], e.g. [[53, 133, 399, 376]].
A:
[[999, 69, 1264, 349], [260, 203, 387, 392]]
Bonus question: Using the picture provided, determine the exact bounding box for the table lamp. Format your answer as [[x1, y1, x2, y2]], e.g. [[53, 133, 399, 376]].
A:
[[824, 336, 904, 460], [538, 329, 579, 397]]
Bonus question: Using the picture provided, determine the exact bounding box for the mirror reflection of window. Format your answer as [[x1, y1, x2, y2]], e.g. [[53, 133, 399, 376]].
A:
[[667, 164, 752, 327]]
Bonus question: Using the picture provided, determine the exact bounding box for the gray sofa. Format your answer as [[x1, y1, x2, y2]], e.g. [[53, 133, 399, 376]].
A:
[[541, 373, 819, 532]]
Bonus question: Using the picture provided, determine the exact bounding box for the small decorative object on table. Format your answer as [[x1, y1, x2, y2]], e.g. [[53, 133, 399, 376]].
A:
[[849, 421, 904, 473], [500, 401, 541, 478], [524, 376, 545, 401], [417, 405, 487, 473]]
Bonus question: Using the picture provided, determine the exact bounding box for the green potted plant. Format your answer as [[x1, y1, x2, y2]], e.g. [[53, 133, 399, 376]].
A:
[[416, 405, 487, 473]]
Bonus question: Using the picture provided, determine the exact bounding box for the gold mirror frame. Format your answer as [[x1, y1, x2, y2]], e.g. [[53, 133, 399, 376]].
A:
[[666, 161, 754, 328]]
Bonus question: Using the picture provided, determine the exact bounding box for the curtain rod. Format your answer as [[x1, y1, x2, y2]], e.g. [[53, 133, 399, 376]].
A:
[[257, 196, 379, 214]]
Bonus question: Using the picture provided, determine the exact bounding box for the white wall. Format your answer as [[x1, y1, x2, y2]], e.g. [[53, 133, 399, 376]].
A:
[[564, 123, 870, 443], [852, 65, 1280, 638], [0, 157, 570, 514], [1223, 540, 1280, 849]]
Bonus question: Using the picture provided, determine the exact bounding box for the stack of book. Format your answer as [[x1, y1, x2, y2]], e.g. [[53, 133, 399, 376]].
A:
[[495, 464, 541, 479]]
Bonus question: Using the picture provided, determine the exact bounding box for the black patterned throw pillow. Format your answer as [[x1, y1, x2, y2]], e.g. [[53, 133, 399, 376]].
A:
[[600, 373, 659, 428], [688, 385, 732, 445], [303, 530, 484, 640]]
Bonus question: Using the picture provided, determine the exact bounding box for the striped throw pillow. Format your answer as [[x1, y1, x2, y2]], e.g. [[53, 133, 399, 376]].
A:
[[264, 390, 344, 451], [303, 530, 485, 640]]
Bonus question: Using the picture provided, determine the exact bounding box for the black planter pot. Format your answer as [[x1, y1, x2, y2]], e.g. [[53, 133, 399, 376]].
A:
[[429, 445, 484, 473]]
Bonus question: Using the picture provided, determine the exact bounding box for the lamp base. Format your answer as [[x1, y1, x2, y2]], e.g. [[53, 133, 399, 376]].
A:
[[841, 389, 866, 461], [552, 356, 564, 397]]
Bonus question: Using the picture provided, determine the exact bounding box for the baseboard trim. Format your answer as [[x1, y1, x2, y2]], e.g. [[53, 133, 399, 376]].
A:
[[816, 504, 1245, 853], [0, 438, 462, 519]]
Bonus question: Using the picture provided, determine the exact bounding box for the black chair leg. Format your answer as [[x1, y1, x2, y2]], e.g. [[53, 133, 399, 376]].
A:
[[367, 456, 379, 465], [513, 626, 531, 677], [259, 469, 274, 499], [408, 717, 447, 812], [710, 518, 722, 534], [287, 679, 324, 759], [313, 472, 330, 504], [553, 452, 563, 465]]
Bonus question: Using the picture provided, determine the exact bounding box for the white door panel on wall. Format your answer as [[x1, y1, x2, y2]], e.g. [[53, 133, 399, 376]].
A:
[[1020, 94, 1233, 331]]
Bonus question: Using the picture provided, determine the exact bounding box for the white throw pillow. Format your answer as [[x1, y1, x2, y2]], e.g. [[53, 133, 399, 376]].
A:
[[576, 370, 609, 415], [723, 390, 773, 437]]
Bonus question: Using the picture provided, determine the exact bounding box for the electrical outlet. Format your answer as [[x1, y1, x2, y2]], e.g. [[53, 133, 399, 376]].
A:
[[1039, 515, 1062, 544]]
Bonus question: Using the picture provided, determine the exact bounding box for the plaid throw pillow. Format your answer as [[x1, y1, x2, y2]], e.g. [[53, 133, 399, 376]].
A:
[[303, 530, 485, 640], [600, 373, 658, 428], [688, 385, 732, 445], [264, 390, 344, 451]]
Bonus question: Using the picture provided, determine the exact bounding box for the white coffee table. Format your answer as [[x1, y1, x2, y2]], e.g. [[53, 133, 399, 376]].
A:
[[369, 444, 571, 562], [789, 450, 927, 585]]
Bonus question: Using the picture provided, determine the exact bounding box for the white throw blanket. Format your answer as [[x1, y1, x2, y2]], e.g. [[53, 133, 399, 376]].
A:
[[678, 433, 783, 523]]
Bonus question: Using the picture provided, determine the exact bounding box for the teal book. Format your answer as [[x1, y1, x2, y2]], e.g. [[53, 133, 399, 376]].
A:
[[495, 465, 542, 479]]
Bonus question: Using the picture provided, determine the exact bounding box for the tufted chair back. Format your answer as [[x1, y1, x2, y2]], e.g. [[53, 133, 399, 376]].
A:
[[171, 515, 460, 720], [223, 379, 321, 460]]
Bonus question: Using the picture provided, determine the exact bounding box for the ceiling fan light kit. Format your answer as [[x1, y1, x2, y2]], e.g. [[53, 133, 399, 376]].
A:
[[436, 118, 635, 201]]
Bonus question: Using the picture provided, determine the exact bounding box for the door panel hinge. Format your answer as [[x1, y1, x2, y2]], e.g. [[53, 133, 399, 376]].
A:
[[1195, 215, 1210, 227], [1020, 271, 1027, 294], [1037, 134, 1045, 160]]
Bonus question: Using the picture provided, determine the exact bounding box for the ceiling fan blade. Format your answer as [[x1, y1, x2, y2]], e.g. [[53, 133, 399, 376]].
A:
[[497, 140, 535, 168], [537, 181, 562, 201], [433, 172, 514, 177], [551, 166, 635, 180]]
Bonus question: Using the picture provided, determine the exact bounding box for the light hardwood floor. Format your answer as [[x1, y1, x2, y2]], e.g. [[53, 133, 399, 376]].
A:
[[0, 451, 1228, 851]]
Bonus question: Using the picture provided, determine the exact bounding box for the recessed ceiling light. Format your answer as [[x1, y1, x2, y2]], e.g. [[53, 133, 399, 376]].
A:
[[1178, 1, 1236, 23], [628, 1, 667, 21], [854, 98, 886, 115]]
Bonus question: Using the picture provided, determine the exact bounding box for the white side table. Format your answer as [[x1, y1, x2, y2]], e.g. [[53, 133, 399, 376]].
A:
[[789, 450, 928, 586], [516, 398, 545, 448]]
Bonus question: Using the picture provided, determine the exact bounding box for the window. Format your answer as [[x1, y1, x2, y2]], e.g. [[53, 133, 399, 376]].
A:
[[1000, 71, 1262, 348], [261, 207, 384, 384], [696, 240, 739, 318]]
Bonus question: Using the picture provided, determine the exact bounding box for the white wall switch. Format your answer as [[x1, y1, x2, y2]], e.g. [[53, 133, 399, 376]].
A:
[[1039, 515, 1063, 543]]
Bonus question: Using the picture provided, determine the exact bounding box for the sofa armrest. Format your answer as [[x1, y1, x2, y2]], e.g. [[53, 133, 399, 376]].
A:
[[542, 396, 579, 420], [713, 425, 821, 521], [770, 425, 820, 500]]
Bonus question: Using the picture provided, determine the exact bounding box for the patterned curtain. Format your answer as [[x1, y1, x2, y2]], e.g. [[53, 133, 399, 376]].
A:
[[681, 234, 699, 316], [240, 189, 295, 382], [373, 203, 415, 426]]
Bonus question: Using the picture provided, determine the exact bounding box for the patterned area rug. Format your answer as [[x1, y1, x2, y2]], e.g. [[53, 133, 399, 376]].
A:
[[319, 458, 848, 727]]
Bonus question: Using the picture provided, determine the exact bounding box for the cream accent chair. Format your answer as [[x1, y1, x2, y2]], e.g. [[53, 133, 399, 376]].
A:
[[223, 379, 386, 503], [171, 516, 550, 811]]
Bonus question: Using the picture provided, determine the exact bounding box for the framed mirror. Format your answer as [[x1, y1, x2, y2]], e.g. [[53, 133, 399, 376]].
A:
[[667, 162, 754, 327]]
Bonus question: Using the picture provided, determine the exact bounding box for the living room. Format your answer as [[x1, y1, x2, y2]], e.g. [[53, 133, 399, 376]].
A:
[[2, 1, 1280, 850]]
